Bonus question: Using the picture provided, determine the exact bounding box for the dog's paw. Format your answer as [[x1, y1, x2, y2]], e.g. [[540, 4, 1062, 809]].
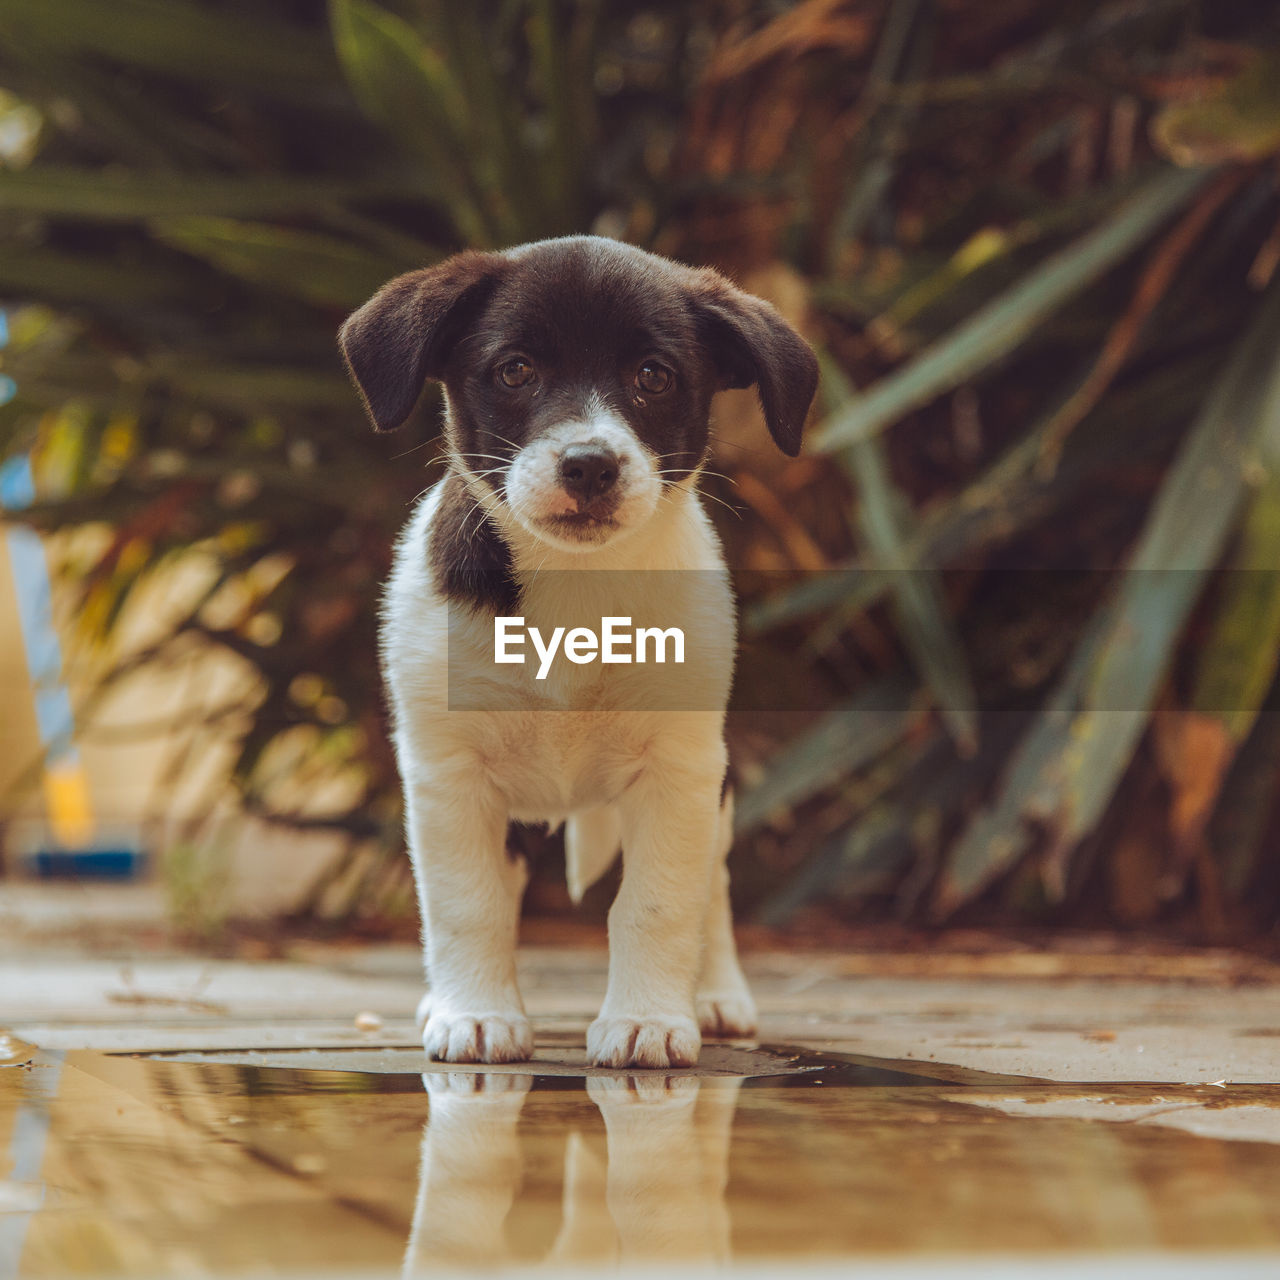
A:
[[587, 1073, 699, 1105], [423, 1011, 533, 1064], [587, 1015, 701, 1068], [696, 990, 758, 1038], [422, 1070, 533, 1099]]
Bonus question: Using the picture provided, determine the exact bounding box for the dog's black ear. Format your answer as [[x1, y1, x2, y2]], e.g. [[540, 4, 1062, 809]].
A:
[[339, 251, 506, 432], [688, 270, 819, 457]]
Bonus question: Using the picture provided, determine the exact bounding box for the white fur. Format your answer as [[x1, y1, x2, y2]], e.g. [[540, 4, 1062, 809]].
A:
[[403, 1072, 740, 1270], [385, 414, 756, 1069], [503, 403, 662, 550]]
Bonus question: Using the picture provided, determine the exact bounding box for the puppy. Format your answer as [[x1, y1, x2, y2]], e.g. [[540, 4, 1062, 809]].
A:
[[340, 236, 817, 1068]]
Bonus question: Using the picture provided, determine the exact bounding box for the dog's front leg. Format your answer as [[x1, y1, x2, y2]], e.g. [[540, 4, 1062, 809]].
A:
[[588, 748, 723, 1068], [588, 1076, 723, 1262], [406, 771, 533, 1063], [403, 1072, 531, 1273], [696, 789, 758, 1038]]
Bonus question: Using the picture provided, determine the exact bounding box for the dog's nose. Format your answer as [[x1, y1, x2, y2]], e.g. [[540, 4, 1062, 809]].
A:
[[558, 444, 620, 503]]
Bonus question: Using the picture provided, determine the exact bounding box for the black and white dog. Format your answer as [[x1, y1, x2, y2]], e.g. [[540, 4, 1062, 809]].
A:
[[340, 236, 817, 1068]]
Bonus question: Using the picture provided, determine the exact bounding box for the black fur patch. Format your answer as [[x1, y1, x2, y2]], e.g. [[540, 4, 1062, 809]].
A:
[[427, 470, 520, 615], [506, 820, 549, 868], [441, 238, 723, 491]]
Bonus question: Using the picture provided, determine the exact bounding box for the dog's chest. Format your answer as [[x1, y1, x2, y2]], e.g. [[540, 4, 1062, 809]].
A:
[[383, 478, 733, 819], [471, 709, 655, 819]]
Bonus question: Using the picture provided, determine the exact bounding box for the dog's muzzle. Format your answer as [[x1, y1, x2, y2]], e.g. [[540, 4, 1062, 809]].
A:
[[558, 443, 620, 510]]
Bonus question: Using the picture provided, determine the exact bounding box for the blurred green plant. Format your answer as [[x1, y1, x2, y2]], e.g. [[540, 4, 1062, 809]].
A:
[[163, 832, 233, 945], [3, 0, 1280, 936], [734, 2, 1280, 936]]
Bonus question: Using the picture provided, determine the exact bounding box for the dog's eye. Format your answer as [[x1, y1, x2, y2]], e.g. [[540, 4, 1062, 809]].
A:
[[635, 362, 673, 396], [498, 357, 536, 388]]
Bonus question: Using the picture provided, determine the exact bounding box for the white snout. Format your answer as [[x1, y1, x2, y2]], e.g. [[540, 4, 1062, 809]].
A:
[[503, 411, 661, 550]]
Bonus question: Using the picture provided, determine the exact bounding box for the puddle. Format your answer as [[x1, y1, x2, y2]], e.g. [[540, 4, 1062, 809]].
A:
[[137, 1040, 815, 1079], [0, 1035, 34, 1068], [2, 1043, 1280, 1275]]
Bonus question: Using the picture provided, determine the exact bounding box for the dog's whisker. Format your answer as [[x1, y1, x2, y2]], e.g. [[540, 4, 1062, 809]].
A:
[[390, 436, 443, 462], [652, 461, 738, 486], [528, 545, 555, 579], [707, 436, 776, 459], [455, 452, 516, 467], [457, 498, 494, 547], [482, 430, 526, 454], [697, 489, 745, 521]]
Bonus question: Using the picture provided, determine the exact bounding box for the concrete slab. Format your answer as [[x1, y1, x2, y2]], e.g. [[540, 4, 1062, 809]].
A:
[[5, 947, 1279, 1083]]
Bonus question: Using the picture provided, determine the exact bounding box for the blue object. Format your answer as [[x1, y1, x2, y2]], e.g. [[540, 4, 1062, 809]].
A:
[[31, 849, 147, 879]]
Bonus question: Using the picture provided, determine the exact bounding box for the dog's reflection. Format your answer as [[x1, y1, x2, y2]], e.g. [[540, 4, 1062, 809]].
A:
[[403, 1071, 741, 1271]]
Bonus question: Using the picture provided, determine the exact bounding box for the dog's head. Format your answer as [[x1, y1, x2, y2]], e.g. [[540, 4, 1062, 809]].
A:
[[339, 236, 818, 551]]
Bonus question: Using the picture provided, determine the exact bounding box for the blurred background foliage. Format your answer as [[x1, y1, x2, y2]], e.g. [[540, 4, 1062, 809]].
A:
[[2, 0, 1280, 939]]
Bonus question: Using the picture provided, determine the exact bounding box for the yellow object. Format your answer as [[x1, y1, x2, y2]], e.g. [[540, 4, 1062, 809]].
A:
[[42, 756, 96, 848]]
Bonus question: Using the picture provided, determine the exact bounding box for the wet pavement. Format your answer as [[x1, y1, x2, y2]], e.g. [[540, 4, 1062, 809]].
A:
[[5, 1039, 1280, 1277], [3, 927, 1280, 1277]]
